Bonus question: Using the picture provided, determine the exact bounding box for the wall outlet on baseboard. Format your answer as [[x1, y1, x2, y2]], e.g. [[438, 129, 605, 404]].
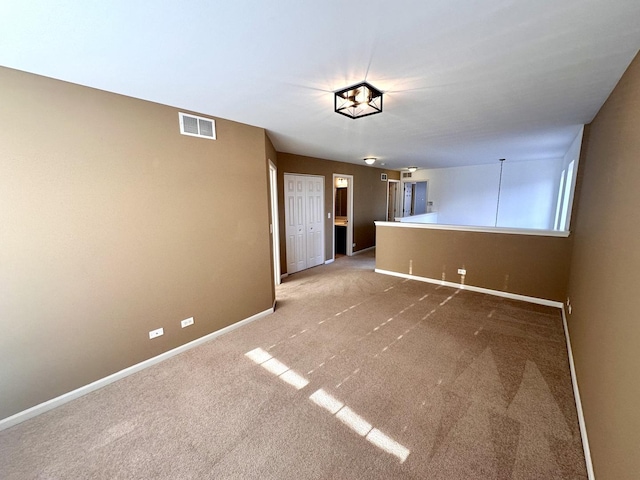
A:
[[181, 317, 194, 328], [149, 328, 164, 339], [458, 268, 466, 275]]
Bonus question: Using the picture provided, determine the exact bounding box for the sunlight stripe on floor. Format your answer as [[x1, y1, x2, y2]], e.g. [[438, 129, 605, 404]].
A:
[[279, 370, 309, 389], [308, 389, 410, 463], [245, 348, 309, 390], [261, 358, 289, 376], [309, 389, 343, 414], [366, 428, 410, 463], [245, 347, 272, 364], [336, 406, 372, 436]]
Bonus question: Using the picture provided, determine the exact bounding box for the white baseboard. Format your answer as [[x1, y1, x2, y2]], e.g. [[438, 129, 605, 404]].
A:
[[353, 246, 376, 256], [374, 268, 563, 308], [0, 307, 275, 431], [280, 273, 289, 280], [561, 307, 595, 480], [324, 259, 335, 264]]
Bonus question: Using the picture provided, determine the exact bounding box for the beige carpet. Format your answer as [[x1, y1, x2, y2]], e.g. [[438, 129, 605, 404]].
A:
[[0, 252, 587, 479]]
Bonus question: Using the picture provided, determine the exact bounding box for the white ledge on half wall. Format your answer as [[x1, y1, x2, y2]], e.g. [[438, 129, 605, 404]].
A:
[[374, 221, 570, 238]]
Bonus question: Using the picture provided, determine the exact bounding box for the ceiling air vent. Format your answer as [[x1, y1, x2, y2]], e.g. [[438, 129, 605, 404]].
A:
[[402, 172, 412, 179], [179, 112, 216, 140]]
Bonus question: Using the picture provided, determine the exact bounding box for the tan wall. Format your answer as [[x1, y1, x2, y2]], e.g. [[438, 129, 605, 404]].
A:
[[567, 53, 640, 479], [0, 67, 274, 420], [376, 225, 572, 302], [276, 152, 400, 272]]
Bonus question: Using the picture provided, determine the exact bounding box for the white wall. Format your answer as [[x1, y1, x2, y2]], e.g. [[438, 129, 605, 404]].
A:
[[497, 158, 562, 229], [556, 127, 584, 230], [414, 164, 500, 226], [411, 157, 565, 229]]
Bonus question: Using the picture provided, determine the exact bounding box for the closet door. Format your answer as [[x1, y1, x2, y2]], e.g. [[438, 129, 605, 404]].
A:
[[306, 176, 324, 268], [285, 175, 307, 274], [284, 174, 325, 274]]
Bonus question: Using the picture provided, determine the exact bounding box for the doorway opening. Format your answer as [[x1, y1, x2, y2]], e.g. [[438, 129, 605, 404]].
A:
[[333, 174, 354, 260], [387, 179, 402, 221], [402, 180, 428, 217]]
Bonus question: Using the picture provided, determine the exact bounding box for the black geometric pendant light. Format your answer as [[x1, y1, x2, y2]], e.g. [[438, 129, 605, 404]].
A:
[[334, 82, 383, 119]]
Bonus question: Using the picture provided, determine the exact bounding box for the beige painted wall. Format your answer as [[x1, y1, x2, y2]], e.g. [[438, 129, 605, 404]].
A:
[[567, 53, 640, 479], [376, 225, 572, 302], [276, 153, 400, 273], [0, 67, 274, 420]]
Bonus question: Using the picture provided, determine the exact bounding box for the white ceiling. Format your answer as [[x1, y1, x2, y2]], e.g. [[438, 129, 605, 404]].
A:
[[1, 1, 639, 170]]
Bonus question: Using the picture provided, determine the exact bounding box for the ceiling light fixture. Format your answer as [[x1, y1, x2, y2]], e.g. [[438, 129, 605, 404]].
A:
[[335, 82, 383, 119], [364, 157, 376, 165], [407, 166, 417, 173]]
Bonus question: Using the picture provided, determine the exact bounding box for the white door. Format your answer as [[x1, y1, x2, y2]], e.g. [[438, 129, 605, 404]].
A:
[[403, 182, 413, 217], [306, 176, 324, 267], [284, 174, 324, 274], [285, 175, 306, 273]]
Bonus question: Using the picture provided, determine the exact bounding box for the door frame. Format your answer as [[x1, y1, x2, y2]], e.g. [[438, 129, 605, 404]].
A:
[[386, 179, 401, 221], [401, 179, 429, 217], [332, 173, 354, 259], [268, 161, 280, 286]]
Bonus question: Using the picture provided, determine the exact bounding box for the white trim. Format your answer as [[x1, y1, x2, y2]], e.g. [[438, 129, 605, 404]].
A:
[[561, 307, 595, 480], [374, 269, 563, 308], [333, 174, 354, 257], [324, 259, 335, 264], [374, 221, 570, 238], [269, 161, 281, 286], [353, 246, 376, 256], [386, 178, 401, 222], [0, 307, 274, 431]]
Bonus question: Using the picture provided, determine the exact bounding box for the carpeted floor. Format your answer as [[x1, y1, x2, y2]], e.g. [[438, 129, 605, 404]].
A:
[[0, 252, 587, 479]]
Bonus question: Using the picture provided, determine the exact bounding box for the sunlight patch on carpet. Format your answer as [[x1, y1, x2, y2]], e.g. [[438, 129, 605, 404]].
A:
[[309, 388, 410, 463], [245, 348, 309, 390]]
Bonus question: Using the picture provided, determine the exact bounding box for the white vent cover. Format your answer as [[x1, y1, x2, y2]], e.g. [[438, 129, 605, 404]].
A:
[[402, 172, 412, 179], [179, 112, 216, 140]]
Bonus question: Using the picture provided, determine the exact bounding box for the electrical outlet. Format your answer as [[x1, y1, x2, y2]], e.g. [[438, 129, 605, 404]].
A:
[[149, 327, 164, 339], [458, 268, 466, 275], [181, 317, 194, 328]]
